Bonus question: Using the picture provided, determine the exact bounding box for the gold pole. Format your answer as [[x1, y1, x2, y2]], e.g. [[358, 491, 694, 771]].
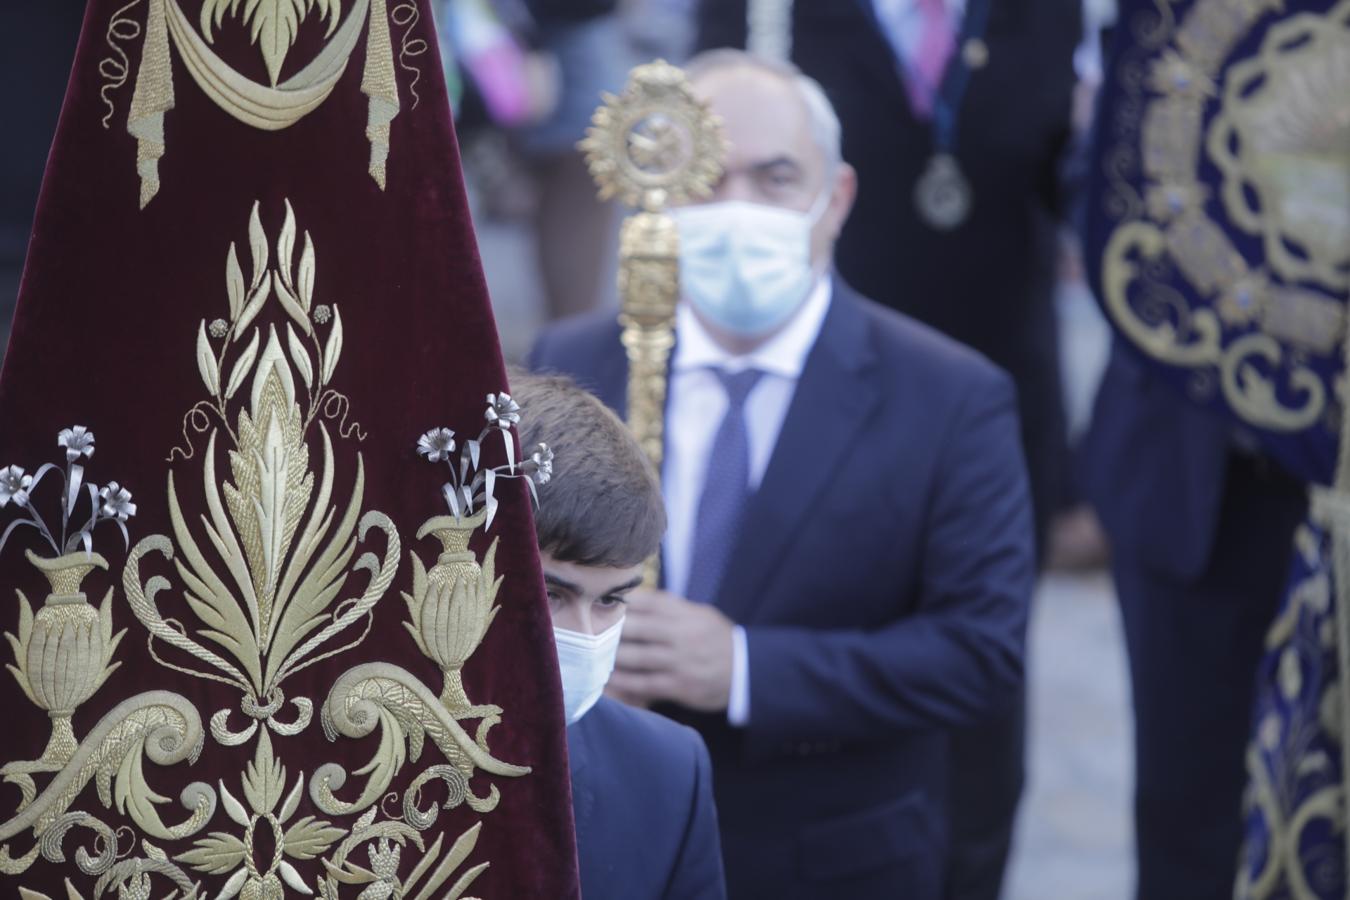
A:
[[580, 60, 726, 586]]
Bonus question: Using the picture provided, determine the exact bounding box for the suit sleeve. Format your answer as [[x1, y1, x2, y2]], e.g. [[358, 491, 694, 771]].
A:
[[525, 329, 555, 372], [663, 729, 728, 900], [741, 372, 1034, 756]]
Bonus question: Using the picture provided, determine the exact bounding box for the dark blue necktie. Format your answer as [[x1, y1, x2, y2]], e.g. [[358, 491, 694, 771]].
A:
[[685, 368, 764, 605]]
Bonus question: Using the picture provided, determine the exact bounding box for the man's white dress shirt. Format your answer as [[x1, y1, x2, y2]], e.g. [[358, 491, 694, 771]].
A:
[[663, 277, 833, 726]]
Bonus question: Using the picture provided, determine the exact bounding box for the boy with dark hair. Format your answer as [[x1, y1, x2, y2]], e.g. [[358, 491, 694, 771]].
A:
[[512, 371, 727, 900]]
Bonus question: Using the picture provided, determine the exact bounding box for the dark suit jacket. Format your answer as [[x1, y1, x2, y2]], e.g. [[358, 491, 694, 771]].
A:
[[696, 0, 1079, 539], [1079, 342, 1232, 581], [569, 697, 727, 900], [532, 282, 1034, 898]]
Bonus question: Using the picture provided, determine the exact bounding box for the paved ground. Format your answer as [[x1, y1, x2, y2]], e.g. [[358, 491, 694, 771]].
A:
[[1006, 572, 1134, 900]]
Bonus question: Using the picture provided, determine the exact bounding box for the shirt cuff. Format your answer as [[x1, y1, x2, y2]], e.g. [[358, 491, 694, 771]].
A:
[[727, 625, 750, 727]]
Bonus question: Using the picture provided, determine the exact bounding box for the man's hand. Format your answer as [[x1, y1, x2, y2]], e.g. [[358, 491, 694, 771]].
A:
[[607, 587, 736, 712]]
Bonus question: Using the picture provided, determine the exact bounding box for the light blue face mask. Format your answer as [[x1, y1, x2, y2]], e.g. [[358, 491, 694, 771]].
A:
[[672, 190, 830, 338]]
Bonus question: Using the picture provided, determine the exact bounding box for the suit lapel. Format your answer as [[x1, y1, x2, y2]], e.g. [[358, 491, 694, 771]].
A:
[[847, 0, 915, 107], [592, 327, 631, 417], [566, 715, 596, 865], [714, 284, 880, 623]]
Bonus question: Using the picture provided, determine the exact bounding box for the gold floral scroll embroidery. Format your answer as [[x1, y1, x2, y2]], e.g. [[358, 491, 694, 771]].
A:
[[124, 198, 400, 748], [1, 196, 540, 896]]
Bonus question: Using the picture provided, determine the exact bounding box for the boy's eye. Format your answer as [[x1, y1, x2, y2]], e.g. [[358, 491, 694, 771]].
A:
[[597, 595, 628, 609]]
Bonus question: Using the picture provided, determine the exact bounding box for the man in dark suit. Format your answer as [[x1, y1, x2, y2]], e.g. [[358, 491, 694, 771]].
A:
[[529, 52, 1033, 899], [692, 7, 1080, 897], [1080, 345, 1307, 900], [513, 372, 727, 900]]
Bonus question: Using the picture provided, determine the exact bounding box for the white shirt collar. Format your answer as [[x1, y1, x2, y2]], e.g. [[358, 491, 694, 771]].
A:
[[885, 0, 965, 19], [672, 275, 833, 380]]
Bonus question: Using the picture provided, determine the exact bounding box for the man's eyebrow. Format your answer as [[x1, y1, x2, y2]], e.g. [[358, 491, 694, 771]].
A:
[[543, 572, 580, 594], [749, 156, 803, 174], [603, 575, 645, 595]]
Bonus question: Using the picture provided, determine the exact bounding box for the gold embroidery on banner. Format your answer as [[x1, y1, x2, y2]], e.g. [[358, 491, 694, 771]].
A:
[[312, 661, 529, 818], [311, 498, 532, 824], [0, 690, 213, 878], [1099, 0, 1350, 432], [0, 438, 215, 889], [6, 551, 123, 771], [123, 199, 400, 747], [174, 730, 341, 897], [1, 196, 535, 895], [362, 0, 398, 189], [102, 0, 423, 205], [318, 812, 487, 900], [404, 511, 502, 716], [198, 0, 342, 88], [390, 0, 426, 111], [98, 0, 148, 128]]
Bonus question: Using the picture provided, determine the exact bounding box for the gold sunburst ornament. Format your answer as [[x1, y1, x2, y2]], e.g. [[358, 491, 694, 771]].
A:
[[580, 60, 726, 587], [580, 59, 726, 213]]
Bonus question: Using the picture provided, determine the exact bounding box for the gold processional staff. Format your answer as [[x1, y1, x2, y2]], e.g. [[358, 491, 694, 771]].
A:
[[580, 60, 727, 585]]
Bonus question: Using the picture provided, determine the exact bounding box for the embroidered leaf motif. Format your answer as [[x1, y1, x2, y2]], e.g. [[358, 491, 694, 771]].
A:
[[265, 446, 366, 686], [225, 328, 261, 401], [199, 0, 343, 87], [275, 274, 312, 335], [279, 860, 313, 894], [248, 201, 270, 291], [283, 816, 345, 860], [298, 232, 316, 313], [114, 747, 173, 831], [226, 243, 245, 321], [242, 730, 286, 815], [197, 321, 221, 395], [279, 199, 297, 282], [321, 305, 344, 385], [176, 832, 247, 874], [223, 327, 313, 633], [288, 324, 315, 391], [219, 781, 249, 827], [4, 592, 36, 704], [236, 272, 272, 337], [402, 822, 485, 900]]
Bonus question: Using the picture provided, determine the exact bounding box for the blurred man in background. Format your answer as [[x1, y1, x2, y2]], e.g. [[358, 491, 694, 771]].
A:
[[692, 4, 1080, 898]]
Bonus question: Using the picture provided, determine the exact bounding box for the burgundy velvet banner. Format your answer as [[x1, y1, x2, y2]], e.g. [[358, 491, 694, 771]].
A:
[[0, 1, 579, 897]]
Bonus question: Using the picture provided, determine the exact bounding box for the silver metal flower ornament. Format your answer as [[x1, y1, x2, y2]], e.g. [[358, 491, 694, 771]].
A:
[[524, 443, 554, 486], [0, 466, 33, 508], [98, 482, 137, 522], [485, 392, 521, 430], [56, 425, 95, 462], [416, 389, 549, 530], [416, 427, 457, 463], [0, 426, 136, 557]]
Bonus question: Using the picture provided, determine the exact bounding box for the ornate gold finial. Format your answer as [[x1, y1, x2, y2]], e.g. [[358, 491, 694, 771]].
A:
[[580, 59, 726, 214], [581, 60, 727, 586]]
